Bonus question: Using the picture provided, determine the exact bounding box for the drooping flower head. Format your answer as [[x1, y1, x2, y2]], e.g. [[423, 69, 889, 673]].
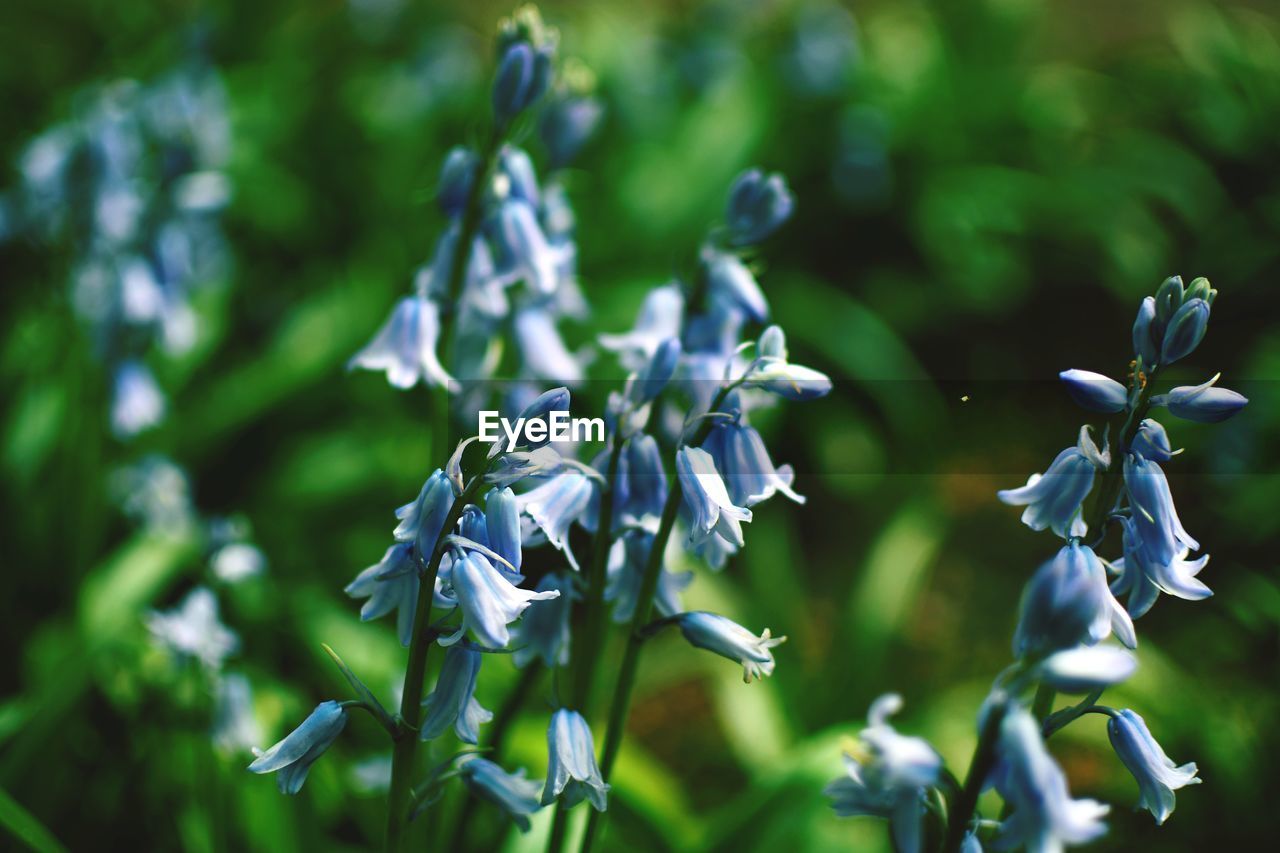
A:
[[461, 758, 544, 832], [248, 701, 347, 795], [1107, 709, 1200, 825], [541, 708, 609, 811], [676, 611, 785, 683], [420, 645, 493, 744]]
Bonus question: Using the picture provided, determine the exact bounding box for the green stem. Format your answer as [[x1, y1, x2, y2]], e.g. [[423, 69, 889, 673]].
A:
[[578, 387, 734, 853], [384, 476, 486, 853], [943, 697, 1008, 853], [1031, 683, 1056, 725]]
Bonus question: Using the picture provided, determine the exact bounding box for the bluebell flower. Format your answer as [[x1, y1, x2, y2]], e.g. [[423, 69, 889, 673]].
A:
[[147, 586, 240, 669], [493, 43, 537, 123], [1058, 369, 1129, 413], [393, 469, 455, 559], [420, 645, 492, 743], [1155, 374, 1248, 423], [498, 145, 540, 205], [605, 530, 690, 623], [492, 198, 569, 295], [702, 400, 804, 507], [539, 94, 603, 170], [1107, 709, 1200, 825], [517, 468, 596, 569], [1130, 418, 1174, 462], [626, 337, 682, 406], [997, 438, 1099, 539], [1110, 515, 1210, 618], [1039, 646, 1137, 694], [703, 249, 769, 323], [511, 572, 575, 668], [461, 758, 544, 832], [248, 701, 347, 794], [677, 446, 752, 549], [1132, 296, 1160, 366], [991, 705, 1109, 851], [485, 488, 523, 574], [621, 434, 668, 527], [1013, 543, 1135, 659], [513, 305, 584, 382], [677, 611, 785, 682], [1160, 298, 1210, 365], [582, 445, 630, 536], [824, 694, 942, 853], [441, 549, 559, 649], [486, 446, 564, 488], [1154, 275, 1185, 322], [742, 325, 833, 401], [112, 360, 166, 438], [348, 295, 452, 390], [212, 672, 262, 753], [345, 543, 419, 647], [725, 168, 795, 246], [599, 284, 685, 370], [437, 146, 477, 216], [1123, 455, 1205, 586], [516, 385, 572, 429], [541, 709, 610, 811]]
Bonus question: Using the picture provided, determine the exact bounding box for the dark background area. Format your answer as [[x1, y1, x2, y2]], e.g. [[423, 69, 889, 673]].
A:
[[1, 0, 1277, 849]]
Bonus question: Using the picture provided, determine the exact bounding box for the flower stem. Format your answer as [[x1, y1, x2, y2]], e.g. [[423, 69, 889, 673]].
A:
[[384, 476, 485, 853], [943, 696, 1008, 853], [577, 388, 733, 853]]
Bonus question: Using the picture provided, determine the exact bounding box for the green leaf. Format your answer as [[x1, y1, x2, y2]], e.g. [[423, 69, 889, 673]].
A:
[[0, 787, 67, 853]]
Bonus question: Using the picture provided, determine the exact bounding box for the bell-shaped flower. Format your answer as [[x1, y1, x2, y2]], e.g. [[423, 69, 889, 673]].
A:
[[1130, 418, 1174, 462], [441, 550, 560, 649], [461, 758, 544, 832], [485, 488, 523, 573], [824, 694, 942, 853], [677, 611, 785, 682], [487, 446, 564, 488], [725, 168, 794, 246], [514, 306, 584, 383], [703, 250, 769, 323], [1132, 295, 1161, 366], [437, 146, 477, 216], [702, 401, 804, 507], [1014, 543, 1135, 659], [511, 572, 575, 668], [1155, 374, 1248, 423], [1058, 369, 1128, 413], [541, 709, 609, 811], [1160, 297, 1210, 365], [605, 530, 691, 623], [621, 434, 668, 527], [497, 145, 539, 205], [147, 586, 239, 670], [492, 42, 547, 123], [248, 701, 347, 794], [112, 360, 166, 438], [677, 446, 752, 549], [991, 705, 1109, 851], [345, 543, 419, 647], [1123, 455, 1201, 572], [393, 469, 455, 559], [997, 439, 1099, 539], [1039, 646, 1137, 694], [348, 295, 452, 390], [742, 326, 833, 401], [1110, 516, 1210, 618], [599, 284, 685, 371], [491, 198, 569, 295], [420, 645, 492, 743], [518, 468, 596, 569], [625, 337, 682, 406], [1107, 709, 1200, 825]]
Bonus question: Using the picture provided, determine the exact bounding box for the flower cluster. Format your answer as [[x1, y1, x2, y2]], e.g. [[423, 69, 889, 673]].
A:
[[2, 63, 232, 438], [828, 275, 1243, 851]]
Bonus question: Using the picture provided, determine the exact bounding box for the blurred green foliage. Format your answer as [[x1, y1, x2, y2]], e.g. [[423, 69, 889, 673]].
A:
[[2, 0, 1278, 850]]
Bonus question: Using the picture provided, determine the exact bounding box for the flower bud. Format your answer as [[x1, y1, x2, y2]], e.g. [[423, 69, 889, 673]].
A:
[[1160, 298, 1210, 365], [677, 611, 786, 682], [539, 95, 603, 169], [1154, 275, 1184, 324], [1130, 418, 1174, 461], [1058, 369, 1128, 413], [541, 709, 609, 811], [1107, 709, 1200, 825], [628, 337, 681, 405], [1013, 543, 1112, 659], [1132, 296, 1160, 367], [498, 146, 540, 205], [1163, 375, 1247, 423], [725, 168, 795, 245], [493, 43, 536, 123], [1184, 276, 1216, 306], [758, 324, 787, 360], [438, 147, 478, 216]]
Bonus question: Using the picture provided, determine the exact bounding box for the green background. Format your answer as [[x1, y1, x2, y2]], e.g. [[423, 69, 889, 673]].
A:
[[2, 0, 1277, 850]]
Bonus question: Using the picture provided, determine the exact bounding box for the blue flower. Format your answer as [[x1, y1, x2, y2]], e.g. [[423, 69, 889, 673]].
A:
[[1160, 298, 1210, 365], [420, 645, 492, 744], [599, 284, 686, 371], [677, 611, 785, 682], [606, 530, 690, 623], [541, 709, 609, 811], [1058, 369, 1129, 413], [539, 94, 604, 170], [213, 673, 262, 753], [248, 701, 347, 794], [1013, 543, 1135, 659], [511, 572, 575, 668], [703, 249, 769, 323], [1039, 646, 1137, 694], [1123, 455, 1204, 583], [345, 543, 419, 647], [741, 326, 832, 400], [1132, 296, 1160, 366], [491, 199, 569, 295], [1156, 374, 1248, 423], [991, 705, 1109, 851], [1110, 515, 1210, 618], [498, 145, 539, 205], [513, 305, 584, 382], [1107, 709, 1200, 825], [461, 758, 544, 832], [112, 359, 166, 438], [997, 440, 1098, 539], [824, 695, 942, 853], [701, 399, 804, 507], [349, 295, 452, 390], [147, 586, 239, 670], [437, 147, 478, 216], [484, 488, 523, 574], [393, 469, 455, 559], [626, 337, 682, 406], [1129, 418, 1174, 462], [486, 446, 564, 488], [677, 446, 752, 549], [492, 42, 550, 123], [441, 550, 560, 648], [725, 168, 795, 246], [621, 434, 668, 527], [518, 468, 596, 570]]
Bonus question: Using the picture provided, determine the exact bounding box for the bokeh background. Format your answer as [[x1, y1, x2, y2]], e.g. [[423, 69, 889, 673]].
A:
[[2, 0, 1278, 850]]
